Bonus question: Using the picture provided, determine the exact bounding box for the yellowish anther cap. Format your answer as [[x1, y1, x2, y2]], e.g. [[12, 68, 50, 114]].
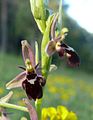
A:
[[60, 27, 69, 41], [25, 59, 33, 72], [61, 27, 69, 34], [56, 42, 61, 51]]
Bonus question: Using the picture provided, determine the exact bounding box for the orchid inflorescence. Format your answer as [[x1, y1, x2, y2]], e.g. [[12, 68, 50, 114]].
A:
[[0, 0, 80, 120], [6, 15, 80, 101]]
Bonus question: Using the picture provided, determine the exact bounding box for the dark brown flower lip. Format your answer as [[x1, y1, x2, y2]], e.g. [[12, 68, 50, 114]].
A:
[[21, 62, 46, 101], [58, 42, 80, 67], [22, 79, 43, 101]]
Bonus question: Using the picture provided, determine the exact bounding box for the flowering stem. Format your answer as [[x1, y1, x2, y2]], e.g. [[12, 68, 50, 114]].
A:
[[35, 99, 42, 120], [41, 15, 54, 78], [35, 41, 39, 64], [35, 41, 41, 120], [0, 102, 28, 112]]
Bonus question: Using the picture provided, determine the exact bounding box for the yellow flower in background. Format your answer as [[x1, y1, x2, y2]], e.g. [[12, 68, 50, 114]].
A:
[[41, 108, 48, 120], [41, 105, 78, 120], [65, 111, 77, 120], [42, 107, 56, 120], [57, 106, 69, 119]]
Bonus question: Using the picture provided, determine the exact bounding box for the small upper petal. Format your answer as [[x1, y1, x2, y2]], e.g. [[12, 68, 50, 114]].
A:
[[6, 71, 26, 89], [49, 64, 57, 72], [21, 40, 35, 67], [37, 75, 46, 86]]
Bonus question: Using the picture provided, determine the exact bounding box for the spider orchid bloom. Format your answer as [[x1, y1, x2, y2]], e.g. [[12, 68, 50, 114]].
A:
[[45, 14, 80, 67], [6, 40, 46, 101]]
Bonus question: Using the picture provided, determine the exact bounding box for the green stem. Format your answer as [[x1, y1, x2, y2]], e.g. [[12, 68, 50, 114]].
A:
[[35, 41, 42, 119], [35, 99, 42, 120], [35, 41, 39, 64], [41, 15, 54, 78], [0, 102, 28, 112]]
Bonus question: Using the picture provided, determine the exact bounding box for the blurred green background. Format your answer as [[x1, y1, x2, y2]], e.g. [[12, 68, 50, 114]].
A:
[[0, 0, 93, 120]]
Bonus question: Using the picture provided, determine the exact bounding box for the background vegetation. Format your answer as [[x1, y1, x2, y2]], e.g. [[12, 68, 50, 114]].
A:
[[0, 0, 93, 120]]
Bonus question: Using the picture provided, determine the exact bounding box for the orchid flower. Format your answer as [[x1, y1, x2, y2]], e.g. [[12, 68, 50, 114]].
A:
[[6, 40, 46, 101], [45, 14, 80, 67]]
